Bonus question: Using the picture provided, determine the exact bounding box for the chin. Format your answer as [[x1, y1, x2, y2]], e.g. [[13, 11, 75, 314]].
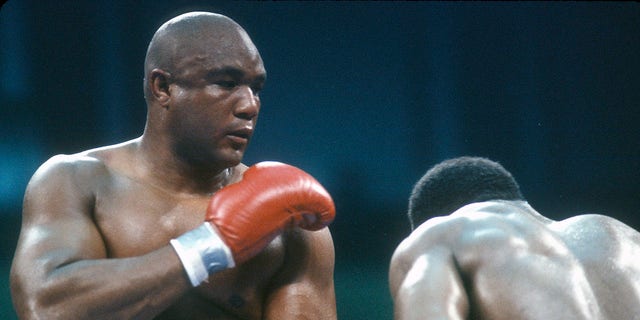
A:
[[220, 149, 245, 167]]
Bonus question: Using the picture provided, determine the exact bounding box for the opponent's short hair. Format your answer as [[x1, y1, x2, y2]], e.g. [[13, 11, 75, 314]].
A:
[[408, 156, 524, 230]]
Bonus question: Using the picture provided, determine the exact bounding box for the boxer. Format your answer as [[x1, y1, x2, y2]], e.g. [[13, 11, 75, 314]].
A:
[[390, 156, 640, 320], [11, 12, 337, 320]]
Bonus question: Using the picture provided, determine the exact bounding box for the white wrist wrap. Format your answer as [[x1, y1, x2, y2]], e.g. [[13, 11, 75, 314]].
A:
[[170, 223, 235, 287]]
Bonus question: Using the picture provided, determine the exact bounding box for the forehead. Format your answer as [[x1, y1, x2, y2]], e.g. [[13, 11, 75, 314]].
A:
[[172, 26, 265, 77]]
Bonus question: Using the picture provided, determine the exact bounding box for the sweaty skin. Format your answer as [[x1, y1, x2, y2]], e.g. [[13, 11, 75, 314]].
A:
[[11, 12, 336, 320], [390, 200, 640, 320]]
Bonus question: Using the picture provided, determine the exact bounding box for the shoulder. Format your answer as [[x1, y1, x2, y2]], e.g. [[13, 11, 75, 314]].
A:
[[266, 228, 334, 294], [555, 213, 640, 244], [396, 201, 513, 255], [21, 153, 107, 222], [391, 201, 528, 270], [28, 140, 138, 189], [24, 141, 139, 209], [283, 227, 334, 263], [27, 153, 106, 192], [559, 213, 631, 228], [389, 215, 466, 298], [15, 153, 112, 249], [282, 227, 334, 278], [390, 215, 462, 273]]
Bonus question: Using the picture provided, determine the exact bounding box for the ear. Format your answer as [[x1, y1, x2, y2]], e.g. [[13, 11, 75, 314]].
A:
[[149, 68, 171, 106]]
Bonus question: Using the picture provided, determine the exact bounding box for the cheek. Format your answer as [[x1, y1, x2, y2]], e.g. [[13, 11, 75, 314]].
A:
[[170, 90, 232, 135], [181, 112, 220, 136]]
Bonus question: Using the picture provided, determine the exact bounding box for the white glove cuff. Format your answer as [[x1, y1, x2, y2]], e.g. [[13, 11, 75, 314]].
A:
[[170, 223, 236, 287]]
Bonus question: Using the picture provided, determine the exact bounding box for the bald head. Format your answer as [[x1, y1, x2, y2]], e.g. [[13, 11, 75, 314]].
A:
[[143, 12, 261, 100]]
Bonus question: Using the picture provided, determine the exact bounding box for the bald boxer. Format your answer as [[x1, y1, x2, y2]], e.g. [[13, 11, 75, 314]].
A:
[[11, 12, 337, 319], [389, 156, 640, 320]]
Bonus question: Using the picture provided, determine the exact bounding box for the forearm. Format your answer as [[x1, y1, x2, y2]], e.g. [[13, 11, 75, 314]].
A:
[[13, 246, 190, 320]]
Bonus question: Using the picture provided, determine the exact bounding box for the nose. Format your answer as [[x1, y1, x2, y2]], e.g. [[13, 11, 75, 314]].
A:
[[233, 85, 259, 120]]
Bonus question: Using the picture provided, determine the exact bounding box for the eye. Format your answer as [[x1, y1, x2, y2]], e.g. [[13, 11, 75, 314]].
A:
[[251, 84, 263, 96], [251, 79, 265, 96], [217, 80, 237, 89]]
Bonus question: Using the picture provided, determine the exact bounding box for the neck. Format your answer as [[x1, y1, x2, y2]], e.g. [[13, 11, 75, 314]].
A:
[[515, 201, 555, 224], [136, 134, 235, 196]]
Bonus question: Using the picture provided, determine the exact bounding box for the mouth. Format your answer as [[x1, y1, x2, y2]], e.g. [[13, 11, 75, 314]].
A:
[[226, 127, 253, 145]]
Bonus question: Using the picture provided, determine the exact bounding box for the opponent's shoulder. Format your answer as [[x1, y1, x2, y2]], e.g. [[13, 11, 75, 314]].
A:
[[391, 215, 461, 268], [404, 201, 516, 248], [392, 201, 528, 266], [560, 213, 630, 227], [555, 213, 640, 243], [409, 215, 464, 244]]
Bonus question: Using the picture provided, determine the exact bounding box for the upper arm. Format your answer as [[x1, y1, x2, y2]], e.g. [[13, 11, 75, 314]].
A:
[[10, 155, 107, 308], [389, 237, 469, 320], [263, 228, 336, 320]]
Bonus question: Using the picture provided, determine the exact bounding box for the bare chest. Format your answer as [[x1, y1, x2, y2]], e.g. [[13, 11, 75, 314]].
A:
[[94, 186, 206, 254], [93, 179, 286, 319]]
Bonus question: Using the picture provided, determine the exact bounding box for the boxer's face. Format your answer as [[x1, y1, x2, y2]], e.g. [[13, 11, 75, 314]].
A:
[[166, 28, 266, 167]]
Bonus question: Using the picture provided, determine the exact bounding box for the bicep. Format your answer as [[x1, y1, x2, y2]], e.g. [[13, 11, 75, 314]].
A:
[[391, 247, 469, 320], [264, 228, 336, 320]]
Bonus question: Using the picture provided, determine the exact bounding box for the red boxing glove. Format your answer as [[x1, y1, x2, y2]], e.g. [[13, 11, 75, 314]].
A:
[[206, 161, 335, 264]]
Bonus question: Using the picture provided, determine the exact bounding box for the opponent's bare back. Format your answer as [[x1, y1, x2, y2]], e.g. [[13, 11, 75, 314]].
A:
[[390, 200, 640, 320]]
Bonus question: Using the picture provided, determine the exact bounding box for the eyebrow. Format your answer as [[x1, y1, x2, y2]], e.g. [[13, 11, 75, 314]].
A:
[[206, 67, 266, 83], [207, 67, 244, 78]]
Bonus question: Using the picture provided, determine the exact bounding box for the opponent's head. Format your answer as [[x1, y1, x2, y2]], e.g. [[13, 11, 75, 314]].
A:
[[407, 156, 524, 230]]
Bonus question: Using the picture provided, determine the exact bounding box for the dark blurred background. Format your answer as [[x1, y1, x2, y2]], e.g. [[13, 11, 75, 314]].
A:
[[1, 1, 639, 319]]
